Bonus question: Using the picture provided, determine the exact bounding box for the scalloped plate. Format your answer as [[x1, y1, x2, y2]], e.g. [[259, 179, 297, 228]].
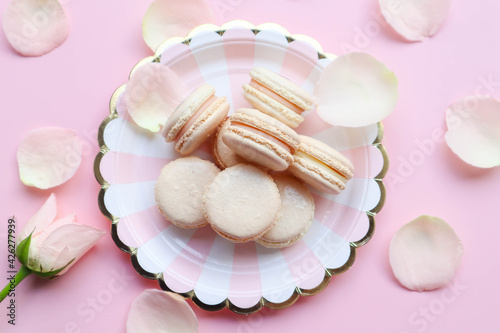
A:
[[95, 20, 388, 315]]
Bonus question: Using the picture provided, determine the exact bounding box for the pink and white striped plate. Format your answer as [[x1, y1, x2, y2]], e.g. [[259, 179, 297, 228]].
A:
[[95, 21, 388, 314]]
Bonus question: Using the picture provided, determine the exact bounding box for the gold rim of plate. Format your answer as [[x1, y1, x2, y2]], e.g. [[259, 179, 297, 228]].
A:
[[93, 20, 389, 315]]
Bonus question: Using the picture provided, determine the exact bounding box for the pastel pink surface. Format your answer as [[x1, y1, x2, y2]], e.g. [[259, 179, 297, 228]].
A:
[[162, 227, 217, 293], [229, 242, 262, 308], [100, 152, 171, 184], [1, 1, 500, 333], [280, 240, 326, 290], [159, 42, 206, 91], [222, 28, 255, 109], [279, 40, 318, 86], [312, 193, 371, 243], [117, 206, 171, 248]]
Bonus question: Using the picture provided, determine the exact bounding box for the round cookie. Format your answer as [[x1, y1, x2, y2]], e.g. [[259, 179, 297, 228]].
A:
[[288, 135, 354, 195], [203, 164, 280, 243], [257, 175, 315, 248], [212, 117, 248, 169], [243, 67, 314, 128], [155, 157, 220, 228], [162, 84, 229, 155], [221, 108, 300, 171]]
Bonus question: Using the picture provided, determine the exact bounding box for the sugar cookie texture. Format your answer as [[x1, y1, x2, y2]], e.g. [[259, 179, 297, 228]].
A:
[[203, 164, 280, 243], [155, 157, 220, 228], [257, 175, 314, 248]]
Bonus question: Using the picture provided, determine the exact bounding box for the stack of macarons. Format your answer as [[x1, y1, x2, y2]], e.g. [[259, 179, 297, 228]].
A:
[[154, 66, 354, 248]]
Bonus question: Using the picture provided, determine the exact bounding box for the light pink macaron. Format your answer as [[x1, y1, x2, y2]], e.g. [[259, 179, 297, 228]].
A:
[[257, 175, 315, 248], [221, 108, 300, 171], [212, 117, 248, 169], [288, 135, 354, 195], [162, 84, 229, 155], [155, 156, 220, 228], [203, 164, 280, 243], [243, 67, 314, 128]]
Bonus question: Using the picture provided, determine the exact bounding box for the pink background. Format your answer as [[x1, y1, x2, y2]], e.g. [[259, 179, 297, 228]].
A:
[[1, 0, 499, 332]]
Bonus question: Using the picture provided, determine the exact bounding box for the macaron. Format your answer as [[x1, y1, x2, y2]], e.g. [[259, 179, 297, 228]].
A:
[[221, 108, 300, 171], [288, 135, 354, 195], [243, 67, 314, 128], [203, 164, 280, 243], [257, 175, 315, 248], [155, 156, 220, 228], [161, 84, 229, 155], [212, 117, 248, 169]]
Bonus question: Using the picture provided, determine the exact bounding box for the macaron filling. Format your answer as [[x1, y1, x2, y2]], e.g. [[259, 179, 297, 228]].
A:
[[249, 79, 304, 115], [230, 123, 292, 153], [174, 94, 218, 140], [295, 150, 349, 183]]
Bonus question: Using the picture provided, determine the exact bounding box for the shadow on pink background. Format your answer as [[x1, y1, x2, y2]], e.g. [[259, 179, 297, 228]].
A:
[[1, 0, 499, 332]]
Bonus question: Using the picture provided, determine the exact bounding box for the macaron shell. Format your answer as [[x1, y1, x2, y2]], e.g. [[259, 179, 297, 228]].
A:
[[250, 67, 314, 111], [155, 157, 220, 228], [256, 175, 314, 248], [221, 108, 300, 171], [288, 157, 346, 195], [243, 84, 304, 128], [176, 97, 229, 155], [212, 118, 248, 169], [229, 109, 300, 152], [299, 135, 354, 178], [222, 128, 292, 171], [162, 84, 216, 142], [203, 164, 280, 242]]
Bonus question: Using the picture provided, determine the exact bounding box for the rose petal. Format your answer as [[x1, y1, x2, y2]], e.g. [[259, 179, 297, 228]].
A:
[[18, 193, 57, 244], [389, 215, 463, 291], [37, 224, 104, 273], [445, 96, 500, 168], [314, 52, 398, 127], [17, 127, 82, 189], [379, 0, 450, 42], [32, 212, 76, 240], [2, 0, 69, 56], [124, 63, 183, 133], [142, 0, 216, 52], [127, 289, 198, 333], [28, 212, 76, 268]]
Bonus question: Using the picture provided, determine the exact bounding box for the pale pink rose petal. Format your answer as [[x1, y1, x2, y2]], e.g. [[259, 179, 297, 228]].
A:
[[314, 52, 398, 127], [445, 96, 500, 168], [390, 215, 463, 291], [18, 193, 57, 243], [50, 246, 71, 273], [124, 63, 183, 133], [34, 212, 76, 239], [142, 0, 216, 51], [127, 289, 198, 333], [28, 213, 76, 269], [2, 0, 69, 56], [37, 224, 104, 273], [17, 127, 82, 189], [379, 0, 450, 42]]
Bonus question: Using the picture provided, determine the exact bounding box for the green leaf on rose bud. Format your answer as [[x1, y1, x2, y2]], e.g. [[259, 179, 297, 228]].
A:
[[33, 258, 75, 279], [16, 231, 33, 267]]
